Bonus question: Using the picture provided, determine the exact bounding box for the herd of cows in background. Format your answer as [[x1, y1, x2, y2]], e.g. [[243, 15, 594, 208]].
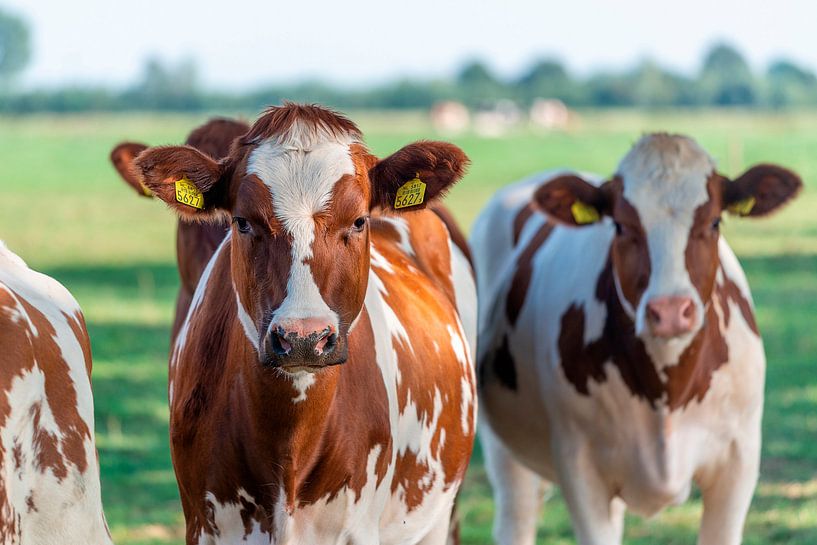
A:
[[0, 103, 802, 545]]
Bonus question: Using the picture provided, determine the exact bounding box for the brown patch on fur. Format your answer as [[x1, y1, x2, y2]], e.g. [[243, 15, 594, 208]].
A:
[[239, 102, 362, 146], [717, 276, 759, 335], [512, 204, 535, 245], [431, 203, 473, 265], [558, 256, 734, 409], [506, 223, 554, 327]]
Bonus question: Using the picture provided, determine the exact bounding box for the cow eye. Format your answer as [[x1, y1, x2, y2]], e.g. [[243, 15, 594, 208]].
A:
[[712, 217, 722, 231], [233, 216, 252, 234], [352, 216, 367, 231]]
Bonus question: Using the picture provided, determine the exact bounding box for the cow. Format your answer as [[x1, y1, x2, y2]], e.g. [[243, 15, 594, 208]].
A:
[[110, 118, 250, 340], [0, 241, 113, 544], [472, 133, 802, 545], [130, 103, 477, 544]]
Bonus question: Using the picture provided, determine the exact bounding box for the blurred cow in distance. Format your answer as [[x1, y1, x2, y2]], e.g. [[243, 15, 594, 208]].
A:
[[473, 133, 801, 545]]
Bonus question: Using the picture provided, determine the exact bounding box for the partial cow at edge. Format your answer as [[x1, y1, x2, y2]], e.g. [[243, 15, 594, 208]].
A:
[[0, 241, 113, 544], [472, 133, 801, 545], [132, 103, 477, 545]]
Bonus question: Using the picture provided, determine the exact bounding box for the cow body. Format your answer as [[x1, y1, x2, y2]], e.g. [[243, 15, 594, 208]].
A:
[[133, 104, 476, 545], [473, 135, 801, 545], [0, 242, 112, 545]]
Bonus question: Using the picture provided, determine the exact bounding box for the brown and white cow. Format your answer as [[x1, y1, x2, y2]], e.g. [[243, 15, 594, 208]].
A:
[[131, 103, 477, 544], [0, 241, 113, 544], [472, 134, 801, 545], [110, 118, 250, 339]]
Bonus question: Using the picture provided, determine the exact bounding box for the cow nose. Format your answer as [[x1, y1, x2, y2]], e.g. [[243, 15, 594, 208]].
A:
[[645, 296, 696, 338], [265, 319, 338, 358]]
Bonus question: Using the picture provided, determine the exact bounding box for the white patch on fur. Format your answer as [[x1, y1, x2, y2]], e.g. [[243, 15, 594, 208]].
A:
[[380, 216, 415, 256], [290, 370, 316, 403], [233, 288, 259, 353], [247, 122, 356, 336], [618, 134, 714, 362]]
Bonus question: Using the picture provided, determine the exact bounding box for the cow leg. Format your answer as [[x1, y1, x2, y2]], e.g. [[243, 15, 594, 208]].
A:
[[697, 441, 760, 545], [554, 441, 624, 545], [481, 421, 547, 545]]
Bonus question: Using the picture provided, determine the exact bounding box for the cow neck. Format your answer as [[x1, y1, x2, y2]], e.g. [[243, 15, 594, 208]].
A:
[[599, 256, 727, 410]]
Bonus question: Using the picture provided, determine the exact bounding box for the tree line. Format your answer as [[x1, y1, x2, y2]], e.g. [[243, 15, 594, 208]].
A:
[[1, 7, 816, 113]]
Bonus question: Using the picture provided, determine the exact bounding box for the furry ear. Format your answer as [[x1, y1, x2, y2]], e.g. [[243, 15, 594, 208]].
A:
[[133, 145, 231, 220], [533, 174, 611, 227], [110, 142, 151, 197], [723, 164, 802, 217], [368, 141, 469, 211]]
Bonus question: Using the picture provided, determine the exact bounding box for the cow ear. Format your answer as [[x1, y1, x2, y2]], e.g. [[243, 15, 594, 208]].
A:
[[723, 164, 802, 217], [133, 145, 231, 220], [533, 174, 611, 227], [368, 141, 469, 212], [110, 142, 151, 197]]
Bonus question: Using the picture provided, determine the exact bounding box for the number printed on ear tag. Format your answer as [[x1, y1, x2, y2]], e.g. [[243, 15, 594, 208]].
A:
[[175, 177, 204, 209], [394, 175, 427, 209], [570, 200, 600, 224]]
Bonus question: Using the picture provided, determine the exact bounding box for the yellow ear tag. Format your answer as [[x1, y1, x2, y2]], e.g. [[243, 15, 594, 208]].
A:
[[174, 177, 204, 210], [570, 200, 600, 224], [727, 196, 756, 216], [394, 175, 426, 209], [140, 183, 154, 198]]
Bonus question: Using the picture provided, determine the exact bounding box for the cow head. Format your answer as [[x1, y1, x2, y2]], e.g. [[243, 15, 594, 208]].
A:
[[134, 103, 468, 372], [535, 133, 801, 359]]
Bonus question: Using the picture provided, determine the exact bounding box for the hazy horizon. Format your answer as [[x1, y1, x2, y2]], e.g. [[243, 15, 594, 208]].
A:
[[5, 0, 817, 90]]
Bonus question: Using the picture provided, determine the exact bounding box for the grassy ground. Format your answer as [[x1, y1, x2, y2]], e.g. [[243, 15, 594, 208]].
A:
[[1, 109, 815, 544]]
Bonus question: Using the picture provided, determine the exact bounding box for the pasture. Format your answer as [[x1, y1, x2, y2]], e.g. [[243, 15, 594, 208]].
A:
[[1, 109, 815, 544]]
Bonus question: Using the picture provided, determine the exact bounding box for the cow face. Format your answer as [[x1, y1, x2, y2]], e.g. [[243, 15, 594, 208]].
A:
[[134, 104, 468, 372], [535, 134, 800, 359]]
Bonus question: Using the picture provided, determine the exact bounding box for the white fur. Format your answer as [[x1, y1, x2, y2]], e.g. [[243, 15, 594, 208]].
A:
[[618, 134, 715, 361], [247, 121, 357, 337]]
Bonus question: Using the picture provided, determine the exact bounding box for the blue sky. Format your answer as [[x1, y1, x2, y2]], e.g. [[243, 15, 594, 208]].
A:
[[5, 0, 817, 89]]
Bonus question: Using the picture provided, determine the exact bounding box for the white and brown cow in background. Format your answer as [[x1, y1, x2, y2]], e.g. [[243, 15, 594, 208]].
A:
[[472, 134, 801, 545], [110, 118, 250, 340], [132, 103, 477, 544], [0, 241, 113, 544]]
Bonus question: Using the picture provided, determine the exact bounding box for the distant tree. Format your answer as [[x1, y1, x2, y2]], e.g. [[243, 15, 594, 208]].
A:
[[123, 56, 203, 110], [586, 73, 634, 107], [628, 60, 693, 107], [516, 58, 578, 104], [456, 59, 507, 105], [766, 59, 817, 107], [698, 43, 757, 106], [0, 8, 31, 85]]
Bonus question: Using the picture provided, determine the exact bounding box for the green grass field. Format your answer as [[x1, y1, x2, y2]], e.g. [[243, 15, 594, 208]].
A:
[[1, 109, 815, 544]]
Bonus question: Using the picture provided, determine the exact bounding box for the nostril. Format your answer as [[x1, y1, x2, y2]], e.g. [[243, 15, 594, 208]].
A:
[[682, 301, 695, 319], [269, 327, 292, 356], [314, 328, 337, 355]]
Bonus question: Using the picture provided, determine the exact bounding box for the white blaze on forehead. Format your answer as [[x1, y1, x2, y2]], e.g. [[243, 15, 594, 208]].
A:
[[247, 121, 358, 331], [617, 134, 715, 349]]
